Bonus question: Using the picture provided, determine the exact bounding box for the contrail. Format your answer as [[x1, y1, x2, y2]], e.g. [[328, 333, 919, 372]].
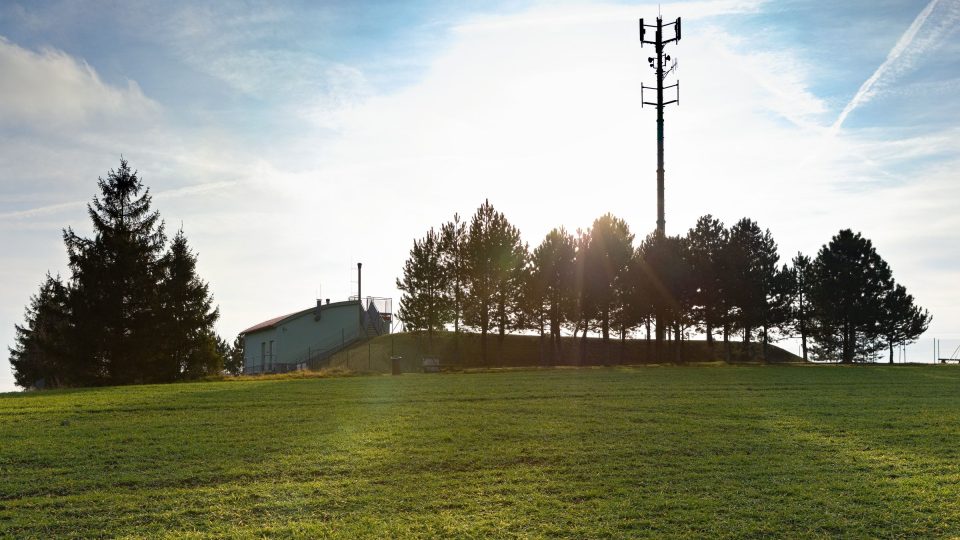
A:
[[831, 0, 944, 134], [0, 181, 236, 220]]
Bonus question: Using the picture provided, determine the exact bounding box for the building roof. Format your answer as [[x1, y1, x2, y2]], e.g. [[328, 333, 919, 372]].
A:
[[239, 300, 359, 335]]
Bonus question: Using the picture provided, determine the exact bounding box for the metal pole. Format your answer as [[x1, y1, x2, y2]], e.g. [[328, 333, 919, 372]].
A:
[[656, 16, 665, 235]]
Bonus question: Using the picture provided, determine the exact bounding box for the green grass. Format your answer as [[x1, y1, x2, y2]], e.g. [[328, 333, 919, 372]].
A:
[[3, 366, 960, 538]]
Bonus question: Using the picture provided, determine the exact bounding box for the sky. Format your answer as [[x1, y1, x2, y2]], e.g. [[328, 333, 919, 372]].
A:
[[1, 0, 959, 391]]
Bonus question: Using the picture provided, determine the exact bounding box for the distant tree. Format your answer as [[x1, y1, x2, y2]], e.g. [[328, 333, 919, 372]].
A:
[[224, 334, 245, 375], [581, 214, 634, 362], [878, 282, 931, 364], [726, 218, 780, 359], [440, 213, 468, 334], [624, 244, 655, 359], [515, 259, 546, 363], [396, 227, 451, 352], [570, 227, 591, 363], [789, 253, 813, 361], [640, 232, 694, 363], [809, 229, 893, 363], [64, 159, 168, 385], [462, 200, 525, 364], [158, 229, 221, 379], [530, 227, 576, 363], [762, 264, 795, 360], [686, 215, 728, 347], [8, 274, 71, 389]]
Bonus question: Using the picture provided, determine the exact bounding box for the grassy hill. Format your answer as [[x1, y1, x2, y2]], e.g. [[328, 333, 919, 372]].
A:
[[3, 365, 960, 537], [328, 331, 802, 373]]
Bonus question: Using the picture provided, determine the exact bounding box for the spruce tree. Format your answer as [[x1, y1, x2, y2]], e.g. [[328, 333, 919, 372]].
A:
[[64, 159, 167, 384], [224, 334, 246, 375], [8, 274, 71, 388], [158, 229, 221, 379]]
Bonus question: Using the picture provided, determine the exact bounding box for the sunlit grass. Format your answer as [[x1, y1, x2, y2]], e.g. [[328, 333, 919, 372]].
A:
[[2, 366, 960, 537]]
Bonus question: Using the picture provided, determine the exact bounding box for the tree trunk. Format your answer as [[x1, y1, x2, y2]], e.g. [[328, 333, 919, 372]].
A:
[[655, 312, 664, 363], [761, 325, 768, 363], [619, 326, 626, 365], [645, 318, 651, 363], [579, 326, 587, 366], [842, 321, 851, 363], [674, 322, 682, 363], [602, 308, 610, 365], [481, 308, 489, 366], [723, 324, 731, 363], [549, 304, 559, 365], [428, 326, 433, 355], [800, 323, 808, 362], [539, 314, 545, 367]]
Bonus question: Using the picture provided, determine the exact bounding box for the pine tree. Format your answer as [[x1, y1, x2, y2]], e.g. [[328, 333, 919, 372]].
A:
[[64, 158, 167, 384], [531, 228, 576, 364], [879, 282, 931, 364], [440, 214, 467, 334], [158, 229, 221, 379], [581, 214, 634, 361], [726, 218, 780, 356], [462, 200, 524, 365], [789, 253, 813, 361], [686, 215, 728, 347], [809, 229, 893, 363], [396, 227, 451, 352], [8, 274, 71, 388], [639, 232, 694, 363]]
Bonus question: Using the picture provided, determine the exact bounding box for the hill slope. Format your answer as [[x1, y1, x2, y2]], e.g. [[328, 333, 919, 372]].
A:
[[329, 331, 802, 373], [3, 366, 960, 537]]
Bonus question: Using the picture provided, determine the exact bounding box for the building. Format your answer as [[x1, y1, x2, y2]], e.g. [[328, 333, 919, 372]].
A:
[[240, 297, 392, 374]]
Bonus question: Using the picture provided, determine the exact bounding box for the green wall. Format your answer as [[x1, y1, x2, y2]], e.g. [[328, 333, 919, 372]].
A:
[[243, 301, 362, 373]]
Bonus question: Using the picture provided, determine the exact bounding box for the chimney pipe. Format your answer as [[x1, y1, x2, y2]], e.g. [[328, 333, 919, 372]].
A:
[[357, 262, 362, 305]]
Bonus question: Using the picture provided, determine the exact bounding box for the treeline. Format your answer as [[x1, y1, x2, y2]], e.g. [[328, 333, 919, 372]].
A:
[[397, 200, 931, 364], [9, 160, 244, 389]]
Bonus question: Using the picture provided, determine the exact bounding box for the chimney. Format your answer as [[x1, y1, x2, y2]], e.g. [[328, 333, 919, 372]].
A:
[[357, 262, 362, 305], [315, 299, 322, 320], [326, 298, 330, 305]]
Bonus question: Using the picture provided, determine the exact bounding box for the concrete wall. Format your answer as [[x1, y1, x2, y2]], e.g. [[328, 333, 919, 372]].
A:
[[243, 301, 362, 373]]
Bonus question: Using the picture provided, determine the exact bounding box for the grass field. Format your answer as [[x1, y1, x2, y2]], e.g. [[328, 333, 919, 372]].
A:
[[3, 366, 960, 538]]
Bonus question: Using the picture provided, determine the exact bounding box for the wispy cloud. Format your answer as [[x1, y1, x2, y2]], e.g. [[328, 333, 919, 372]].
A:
[[831, 0, 959, 133]]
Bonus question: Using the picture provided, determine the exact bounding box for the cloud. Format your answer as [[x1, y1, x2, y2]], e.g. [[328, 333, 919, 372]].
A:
[[0, 36, 160, 131]]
